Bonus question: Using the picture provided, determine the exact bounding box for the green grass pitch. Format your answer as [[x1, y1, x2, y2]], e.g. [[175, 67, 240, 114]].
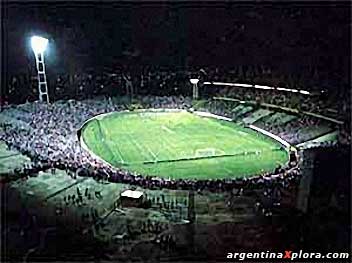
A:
[[81, 110, 289, 180]]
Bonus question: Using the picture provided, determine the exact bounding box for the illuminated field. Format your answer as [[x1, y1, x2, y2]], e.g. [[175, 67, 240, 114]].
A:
[[81, 110, 289, 180]]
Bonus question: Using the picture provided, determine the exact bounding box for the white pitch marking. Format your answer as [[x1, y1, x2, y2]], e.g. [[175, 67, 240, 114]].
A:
[[238, 131, 248, 136], [161, 125, 175, 134]]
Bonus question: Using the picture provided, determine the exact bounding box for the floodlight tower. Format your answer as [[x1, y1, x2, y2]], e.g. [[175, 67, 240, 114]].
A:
[[190, 78, 199, 100], [31, 36, 50, 103]]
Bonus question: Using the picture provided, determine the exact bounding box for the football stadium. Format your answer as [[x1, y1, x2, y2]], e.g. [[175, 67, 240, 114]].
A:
[[1, 2, 351, 262], [80, 110, 289, 179]]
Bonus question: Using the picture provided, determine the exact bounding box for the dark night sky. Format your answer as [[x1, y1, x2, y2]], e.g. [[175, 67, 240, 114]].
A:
[[2, 1, 351, 84]]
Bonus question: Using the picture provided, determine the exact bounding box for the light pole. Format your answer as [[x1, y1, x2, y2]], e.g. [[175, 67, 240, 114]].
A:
[[190, 78, 199, 100], [31, 36, 50, 103]]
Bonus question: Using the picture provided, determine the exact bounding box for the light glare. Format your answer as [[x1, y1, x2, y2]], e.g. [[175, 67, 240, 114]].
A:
[[31, 36, 48, 54], [190, 78, 199, 84], [299, 90, 310, 95]]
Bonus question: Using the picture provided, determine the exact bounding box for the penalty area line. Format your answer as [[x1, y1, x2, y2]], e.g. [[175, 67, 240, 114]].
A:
[[129, 135, 158, 162], [161, 125, 175, 134]]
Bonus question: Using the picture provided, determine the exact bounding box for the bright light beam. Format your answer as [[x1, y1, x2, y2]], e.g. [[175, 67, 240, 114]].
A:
[[31, 36, 48, 54], [190, 79, 199, 85]]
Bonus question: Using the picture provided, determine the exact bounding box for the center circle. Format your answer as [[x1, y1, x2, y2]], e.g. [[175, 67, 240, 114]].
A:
[[80, 109, 289, 180]]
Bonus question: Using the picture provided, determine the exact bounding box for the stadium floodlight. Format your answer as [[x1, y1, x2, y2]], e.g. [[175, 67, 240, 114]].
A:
[[190, 78, 199, 99], [31, 36, 48, 54], [299, 90, 310, 95], [190, 78, 199, 85], [30, 35, 50, 103]]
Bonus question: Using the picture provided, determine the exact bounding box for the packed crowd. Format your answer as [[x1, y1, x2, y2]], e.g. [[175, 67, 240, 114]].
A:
[[256, 115, 334, 145], [4, 67, 350, 151], [215, 84, 349, 123], [0, 96, 302, 192], [194, 99, 342, 146], [4, 65, 350, 123]]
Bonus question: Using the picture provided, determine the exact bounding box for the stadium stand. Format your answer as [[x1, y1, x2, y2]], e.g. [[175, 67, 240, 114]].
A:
[[0, 66, 349, 196]]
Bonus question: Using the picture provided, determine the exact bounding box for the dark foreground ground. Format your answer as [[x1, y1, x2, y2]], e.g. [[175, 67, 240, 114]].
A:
[[0, 143, 350, 262]]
